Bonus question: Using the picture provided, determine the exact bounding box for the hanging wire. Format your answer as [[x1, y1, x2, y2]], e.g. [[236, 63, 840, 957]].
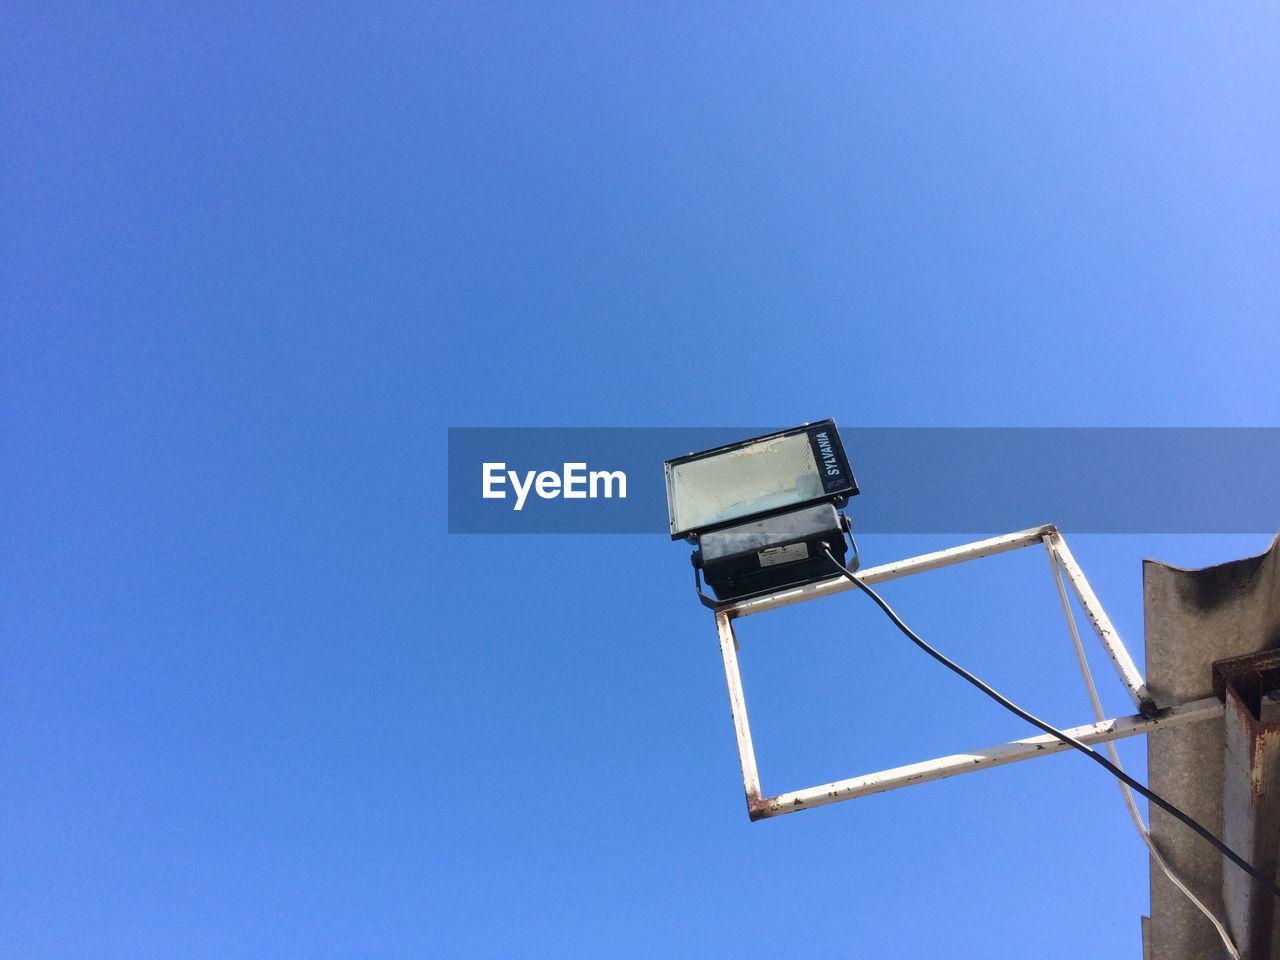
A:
[[820, 538, 1280, 904]]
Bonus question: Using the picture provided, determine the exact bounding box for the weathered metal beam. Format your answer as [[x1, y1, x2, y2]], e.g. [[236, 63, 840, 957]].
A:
[[1045, 531, 1154, 714], [747, 697, 1222, 820], [723, 523, 1057, 619], [714, 611, 762, 811], [1217, 653, 1280, 959]]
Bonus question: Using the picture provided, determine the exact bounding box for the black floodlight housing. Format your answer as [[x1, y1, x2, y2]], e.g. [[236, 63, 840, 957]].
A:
[[664, 420, 859, 606]]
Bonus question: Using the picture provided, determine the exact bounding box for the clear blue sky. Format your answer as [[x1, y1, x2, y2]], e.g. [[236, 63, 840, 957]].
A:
[[3, 4, 1278, 958]]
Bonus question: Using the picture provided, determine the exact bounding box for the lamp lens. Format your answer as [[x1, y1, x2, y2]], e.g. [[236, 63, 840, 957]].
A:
[[669, 432, 824, 534]]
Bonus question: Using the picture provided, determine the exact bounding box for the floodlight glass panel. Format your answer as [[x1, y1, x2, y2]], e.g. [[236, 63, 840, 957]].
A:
[[668, 432, 825, 536]]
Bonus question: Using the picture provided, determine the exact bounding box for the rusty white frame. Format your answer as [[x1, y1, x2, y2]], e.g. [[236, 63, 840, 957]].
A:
[[713, 523, 1224, 821]]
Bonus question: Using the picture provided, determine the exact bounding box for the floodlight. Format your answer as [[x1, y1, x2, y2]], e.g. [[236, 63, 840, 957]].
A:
[[664, 421, 859, 605], [668, 435, 1269, 941]]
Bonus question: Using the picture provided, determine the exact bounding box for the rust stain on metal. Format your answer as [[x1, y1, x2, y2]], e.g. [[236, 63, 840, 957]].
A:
[[1213, 648, 1280, 713], [1224, 685, 1280, 803], [1219, 667, 1280, 958]]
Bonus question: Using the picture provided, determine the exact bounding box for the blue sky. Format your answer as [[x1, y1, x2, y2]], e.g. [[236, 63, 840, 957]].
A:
[[3, 4, 1278, 958]]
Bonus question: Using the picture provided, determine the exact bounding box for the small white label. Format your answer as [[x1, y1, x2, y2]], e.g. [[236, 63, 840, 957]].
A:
[[758, 542, 809, 568]]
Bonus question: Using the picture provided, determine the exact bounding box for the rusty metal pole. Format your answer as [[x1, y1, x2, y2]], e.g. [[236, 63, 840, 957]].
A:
[[1212, 652, 1280, 959]]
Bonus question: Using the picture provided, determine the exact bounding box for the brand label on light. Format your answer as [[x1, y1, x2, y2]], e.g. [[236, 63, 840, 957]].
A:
[[758, 542, 809, 567]]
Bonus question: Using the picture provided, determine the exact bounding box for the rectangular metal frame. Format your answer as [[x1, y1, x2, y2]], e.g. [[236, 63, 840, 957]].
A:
[[713, 523, 1224, 820]]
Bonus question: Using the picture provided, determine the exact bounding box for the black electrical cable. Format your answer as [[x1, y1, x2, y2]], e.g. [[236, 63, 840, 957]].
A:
[[820, 540, 1280, 902]]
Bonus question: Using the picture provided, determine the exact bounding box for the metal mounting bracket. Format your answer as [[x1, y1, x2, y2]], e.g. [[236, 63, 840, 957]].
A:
[[710, 523, 1224, 821]]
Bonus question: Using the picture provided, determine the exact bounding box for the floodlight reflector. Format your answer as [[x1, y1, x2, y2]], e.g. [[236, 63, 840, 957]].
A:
[[664, 421, 856, 539]]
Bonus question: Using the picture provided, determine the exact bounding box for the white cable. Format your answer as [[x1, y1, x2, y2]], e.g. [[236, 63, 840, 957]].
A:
[[1044, 540, 1241, 960]]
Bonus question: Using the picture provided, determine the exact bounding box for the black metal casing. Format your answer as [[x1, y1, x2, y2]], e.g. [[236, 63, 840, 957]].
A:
[[697, 503, 850, 602]]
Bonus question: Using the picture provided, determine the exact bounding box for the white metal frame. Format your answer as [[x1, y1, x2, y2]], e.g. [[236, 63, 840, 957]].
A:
[[713, 523, 1225, 820]]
